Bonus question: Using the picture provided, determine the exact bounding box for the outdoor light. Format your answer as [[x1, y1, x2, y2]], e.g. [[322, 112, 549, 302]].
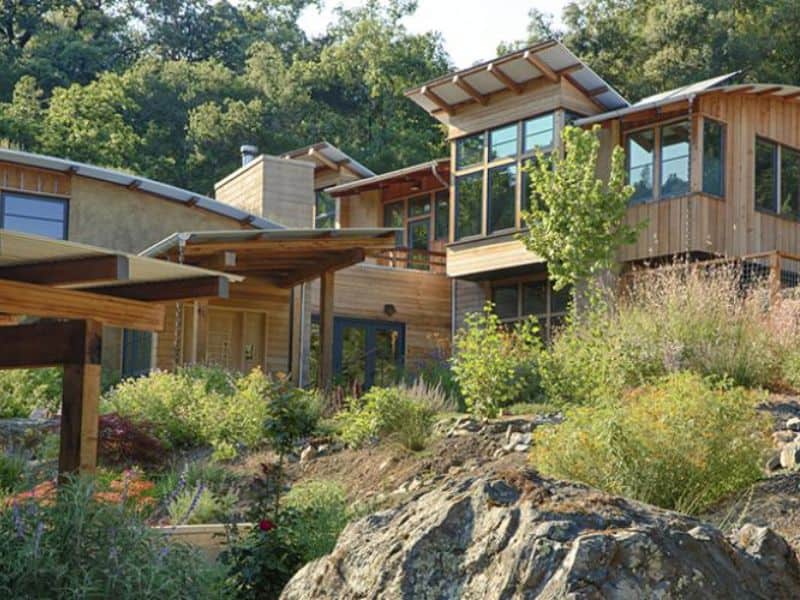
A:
[[384, 304, 397, 317]]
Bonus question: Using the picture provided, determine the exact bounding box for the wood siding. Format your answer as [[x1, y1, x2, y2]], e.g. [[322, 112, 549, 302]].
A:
[[309, 263, 451, 364], [447, 237, 543, 278], [453, 278, 486, 332], [0, 161, 71, 197]]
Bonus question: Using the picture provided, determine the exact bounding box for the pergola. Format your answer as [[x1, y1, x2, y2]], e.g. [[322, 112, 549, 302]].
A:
[[0, 229, 239, 478], [143, 228, 398, 388]]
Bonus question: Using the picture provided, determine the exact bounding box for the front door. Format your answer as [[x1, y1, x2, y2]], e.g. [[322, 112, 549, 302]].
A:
[[333, 318, 405, 390]]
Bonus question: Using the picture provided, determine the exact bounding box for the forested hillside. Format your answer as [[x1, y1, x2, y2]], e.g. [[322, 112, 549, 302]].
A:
[[2, 0, 800, 194]]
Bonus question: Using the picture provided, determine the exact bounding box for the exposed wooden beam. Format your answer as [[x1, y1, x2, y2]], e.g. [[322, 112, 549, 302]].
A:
[[0, 319, 102, 370], [86, 276, 229, 302], [563, 72, 606, 111], [487, 63, 523, 94], [421, 85, 453, 115], [523, 50, 559, 83], [127, 179, 142, 190], [318, 271, 334, 390], [186, 196, 200, 207], [754, 86, 784, 96], [277, 249, 365, 288], [452, 75, 488, 105], [180, 237, 393, 257], [586, 84, 609, 97], [779, 90, 800, 100], [725, 85, 754, 94], [0, 278, 165, 331], [308, 147, 340, 172], [0, 255, 129, 286], [204, 251, 237, 271]]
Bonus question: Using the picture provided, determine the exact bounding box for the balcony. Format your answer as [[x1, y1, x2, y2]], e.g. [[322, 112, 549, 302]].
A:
[[371, 246, 447, 274]]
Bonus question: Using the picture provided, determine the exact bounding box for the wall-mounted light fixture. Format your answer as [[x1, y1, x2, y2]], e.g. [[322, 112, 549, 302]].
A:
[[383, 304, 396, 317]]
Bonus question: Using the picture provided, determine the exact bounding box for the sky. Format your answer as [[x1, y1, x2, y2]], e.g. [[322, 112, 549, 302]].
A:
[[299, 0, 570, 69]]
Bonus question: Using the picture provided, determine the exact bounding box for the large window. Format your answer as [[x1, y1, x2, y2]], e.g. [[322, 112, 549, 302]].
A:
[[754, 137, 800, 219], [314, 191, 336, 229], [626, 129, 655, 204], [660, 121, 690, 198], [492, 278, 572, 341], [488, 164, 517, 233], [452, 111, 555, 241], [381, 188, 449, 270], [0, 192, 68, 239], [383, 200, 404, 246], [434, 190, 449, 241], [703, 119, 725, 197], [455, 172, 482, 239]]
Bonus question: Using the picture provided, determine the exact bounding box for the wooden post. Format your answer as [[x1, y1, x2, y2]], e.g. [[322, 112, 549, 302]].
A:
[[58, 319, 103, 480], [769, 251, 782, 305], [318, 271, 335, 390], [194, 300, 209, 364]]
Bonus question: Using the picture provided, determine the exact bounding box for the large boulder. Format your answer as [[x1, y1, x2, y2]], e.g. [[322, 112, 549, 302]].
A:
[[281, 470, 800, 599]]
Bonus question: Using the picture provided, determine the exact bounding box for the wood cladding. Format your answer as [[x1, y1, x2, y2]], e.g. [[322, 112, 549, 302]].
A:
[[0, 161, 70, 197], [617, 92, 800, 262], [447, 238, 543, 278]]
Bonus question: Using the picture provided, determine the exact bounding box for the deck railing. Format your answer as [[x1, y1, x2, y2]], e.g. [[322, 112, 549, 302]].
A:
[[371, 247, 447, 274]]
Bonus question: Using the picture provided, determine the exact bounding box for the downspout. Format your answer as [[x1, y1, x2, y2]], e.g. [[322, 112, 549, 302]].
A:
[[297, 283, 306, 387], [431, 161, 448, 189], [687, 94, 696, 256]]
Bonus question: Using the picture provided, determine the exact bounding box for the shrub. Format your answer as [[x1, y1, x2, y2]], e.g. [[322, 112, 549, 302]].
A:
[[0, 478, 226, 598], [530, 372, 771, 514], [0, 368, 62, 418], [451, 303, 543, 417], [102, 366, 318, 457], [167, 484, 236, 525], [223, 480, 351, 599], [541, 267, 787, 405], [97, 413, 167, 468], [335, 386, 437, 451]]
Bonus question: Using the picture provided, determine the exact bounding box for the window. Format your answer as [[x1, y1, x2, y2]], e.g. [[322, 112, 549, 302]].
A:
[[660, 121, 690, 198], [434, 190, 449, 241], [408, 195, 431, 218], [314, 191, 336, 229], [455, 172, 483, 239], [1, 192, 67, 239], [781, 146, 800, 218], [383, 200, 405, 246], [492, 285, 518, 320], [522, 280, 547, 315], [121, 330, 152, 379], [489, 124, 518, 161], [703, 119, 725, 197], [627, 129, 655, 204], [488, 164, 517, 233], [524, 113, 555, 152], [755, 138, 778, 213], [456, 133, 484, 169]]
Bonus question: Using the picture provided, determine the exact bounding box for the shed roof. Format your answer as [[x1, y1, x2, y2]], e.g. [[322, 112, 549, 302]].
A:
[[0, 148, 282, 230], [326, 159, 449, 196], [281, 141, 375, 179], [406, 40, 629, 116]]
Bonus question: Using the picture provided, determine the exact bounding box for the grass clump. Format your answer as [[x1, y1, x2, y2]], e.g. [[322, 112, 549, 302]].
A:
[[335, 385, 437, 451], [530, 372, 771, 514], [451, 303, 543, 418]]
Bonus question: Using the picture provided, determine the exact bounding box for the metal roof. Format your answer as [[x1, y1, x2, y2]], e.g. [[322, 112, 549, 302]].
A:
[[573, 77, 800, 127], [141, 228, 399, 258], [0, 148, 282, 230], [632, 72, 740, 107], [406, 40, 629, 115], [281, 141, 375, 179], [326, 159, 449, 196], [0, 228, 242, 289]]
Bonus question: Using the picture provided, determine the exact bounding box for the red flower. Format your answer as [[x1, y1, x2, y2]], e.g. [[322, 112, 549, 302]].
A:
[[259, 519, 276, 532]]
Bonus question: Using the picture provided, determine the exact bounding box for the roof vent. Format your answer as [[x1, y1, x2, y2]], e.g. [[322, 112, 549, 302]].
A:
[[240, 144, 258, 167]]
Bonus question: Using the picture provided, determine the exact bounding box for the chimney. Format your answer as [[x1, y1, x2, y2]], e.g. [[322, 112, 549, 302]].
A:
[[240, 144, 258, 167]]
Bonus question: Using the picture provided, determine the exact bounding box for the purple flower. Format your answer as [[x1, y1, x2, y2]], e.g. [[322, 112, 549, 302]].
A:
[[32, 521, 43, 559], [12, 501, 25, 540], [179, 482, 205, 525]]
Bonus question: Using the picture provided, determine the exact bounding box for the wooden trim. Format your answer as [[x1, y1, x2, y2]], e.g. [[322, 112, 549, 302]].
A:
[[523, 50, 559, 83], [487, 63, 523, 94], [0, 255, 129, 285], [452, 75, 488, 105], [318, 271, 334, 389], [0, 278, 166, 331], [87, 276, 229, 302]]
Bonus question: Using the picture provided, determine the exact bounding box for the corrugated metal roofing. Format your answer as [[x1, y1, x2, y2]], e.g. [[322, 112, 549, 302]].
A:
[[406, 40, 629, 114], [632, 72, 740, 107], [141, 228, 399, 258], [0, 148, 282, 230], [281, 141, 375, 179], [0, 228, 242, 288]]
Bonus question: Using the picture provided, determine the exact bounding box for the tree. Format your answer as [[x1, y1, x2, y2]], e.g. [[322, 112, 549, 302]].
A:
[[519, 125, 640, 291]]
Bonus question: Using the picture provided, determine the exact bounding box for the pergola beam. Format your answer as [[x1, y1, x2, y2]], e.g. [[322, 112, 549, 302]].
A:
[[86, 275, 229, 302], [0, 278, 165, 331], [487, 63, 523, 94], [523, 50, 559, 83], [0, 254, 129, 286]]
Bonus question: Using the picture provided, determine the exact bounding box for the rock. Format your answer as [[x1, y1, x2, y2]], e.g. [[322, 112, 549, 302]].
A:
[[512, 443, 530, 453], [316, 444, 329, 454], [407, 478, 422, 493], [281, 471, 800, 600], [766, 454, 783, 472], [299, 445, 317, 464], [28, 408, 49, 419], [773, 430, 797, 447], [780, 443, 800, 469], [787, 417, 800, 432]]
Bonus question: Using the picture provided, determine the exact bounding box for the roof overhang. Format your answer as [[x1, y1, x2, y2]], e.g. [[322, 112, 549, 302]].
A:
[[0, 229, 239, 331], [281, 141, 375, 180], [405, 40, 629, 119], [142, 228, 398, 289], [327, 159, 450, 198]]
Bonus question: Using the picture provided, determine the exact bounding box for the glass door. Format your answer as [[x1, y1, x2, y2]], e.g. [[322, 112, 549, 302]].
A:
[[407, 219, 431, 271], [333, 318, 405, 390]]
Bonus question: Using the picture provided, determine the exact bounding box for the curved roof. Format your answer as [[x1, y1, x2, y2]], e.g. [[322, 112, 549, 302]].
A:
[[0, 148, 282, 230], [406, 40, 629, 115]]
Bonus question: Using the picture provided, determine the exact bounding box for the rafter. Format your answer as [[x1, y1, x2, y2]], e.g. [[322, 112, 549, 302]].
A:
[[487, 63, 523, 94], [421, 85, 454, 115], [308, 147, 340, 171], [277, 249, 365, 288], [86, 276, 229, 303], [523, 50, 559, 83], [0, 255, 129, 286], [452, 75, 488, 105]]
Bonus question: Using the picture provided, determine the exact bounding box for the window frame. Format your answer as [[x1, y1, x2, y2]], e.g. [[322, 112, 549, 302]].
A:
[[314, 190, 336, 229], [702, 118, 726, 199], [0, 191, 69, 240], [381, 186, 449, 267], [754, 135, 800, 222], [491, 275, 571, 342]]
